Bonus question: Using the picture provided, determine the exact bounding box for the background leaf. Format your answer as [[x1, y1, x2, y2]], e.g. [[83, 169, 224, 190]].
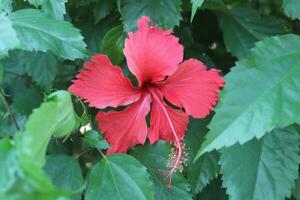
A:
[[197, 34, 300, 158], [85, 154, 154, 200], [220, 127, 300, 200], [282, 0, 300, 20], [120, 0, 182, 32]]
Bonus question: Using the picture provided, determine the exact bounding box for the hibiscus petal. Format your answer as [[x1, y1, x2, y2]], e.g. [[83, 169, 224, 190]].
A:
[[159, 59, 224, 118], [97, 94, 151, 154], [69, 54, 141, 109], [124, 16, 183, 85], [148, 89, 189, 144]]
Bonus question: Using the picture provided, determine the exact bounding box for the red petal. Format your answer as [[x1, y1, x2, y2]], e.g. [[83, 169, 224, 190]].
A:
[[97, 94, 151, 154], [148, 89, 189, 144], [124, 16, 183, 85], [159, 59, 224, 118], [69, 54, 141, 109]]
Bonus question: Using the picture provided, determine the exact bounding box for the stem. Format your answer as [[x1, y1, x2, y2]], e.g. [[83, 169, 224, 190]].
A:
[[97, 149, 107, 159], [0, 90, 20, 131], [149, 88, 182, 190]]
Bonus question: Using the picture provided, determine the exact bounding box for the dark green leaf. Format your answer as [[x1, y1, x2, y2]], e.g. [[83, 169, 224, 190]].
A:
[[8, 9, 88, 60], [220, 127, 300, 200], [293, 178, 300, 199], [101, 25, 125, 65], [84, 129, 110, 150], [93, 0, 115, 23], [85, 154, 154, 200], [221, 6, 286, 59], [44, 154, 84, 200], [196, 34, 300, 158], [120, 0, 182, 32], [130, 141, 192, 200]]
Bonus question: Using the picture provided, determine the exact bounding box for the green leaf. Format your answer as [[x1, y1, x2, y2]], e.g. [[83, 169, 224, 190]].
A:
[[220, 127, 300, 200], [191, 0, 204, 21], [196, 34, 300, 158], [93, 0, 115, 23], [282, 0, 300, 20], [23, 51, 61, 88], [130, 141, 192, 200], [185, 118, 220, 193], [44, 154, 84, 200], [101, 25, 125, 65], [202, 0, 224, 10], [293, 178, 300, 200], [0, 0, 13, 13], [21, 90, 79, 167], [0, 14, 20, 58], [83, 130, 110, 150], [0, 62, 3, 84], [0, 138, 18, 193], [42, 0, 67, 20], [221, 6, 286, 59], [8, 9, 87, 60], [120, 0, 182, 32], [85, 154, 154, 200], [13, 86, 44, 116]]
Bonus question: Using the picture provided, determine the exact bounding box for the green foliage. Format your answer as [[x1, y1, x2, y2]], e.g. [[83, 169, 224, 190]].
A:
[[83, 129, 110, 150], [196, 34, 300, 158], [1, 0, 300, 199], [44, 154, 84, 200], [8, 9, 87, 60], [85, 154, 154, 200], [282, 0, 300, 20], [130, 141, 192, 200], [221, 6, 286, 59], [120, 0, 182, 32], [101, 25, 125, 65], [220, 127, 300, 200], [0, 15, 19, 58]]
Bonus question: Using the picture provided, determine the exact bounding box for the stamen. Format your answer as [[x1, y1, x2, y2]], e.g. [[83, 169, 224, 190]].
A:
[[149, 88, 185, 190]]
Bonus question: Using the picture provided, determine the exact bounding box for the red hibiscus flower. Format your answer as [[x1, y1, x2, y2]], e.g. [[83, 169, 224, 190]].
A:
[[69, 16, 224, 188]]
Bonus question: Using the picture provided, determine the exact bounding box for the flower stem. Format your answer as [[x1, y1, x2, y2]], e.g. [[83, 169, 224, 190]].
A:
[[0, 90, 20, 131]]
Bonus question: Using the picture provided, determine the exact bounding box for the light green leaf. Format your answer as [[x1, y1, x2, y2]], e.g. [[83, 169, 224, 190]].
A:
[[42, 0, 67, 20], [44, 154, 84, 200], [0, 138, 18, 193], [0, 14, 20, 58], [196, 34, 300, 158], [93, 0, 115, 23], [130, 141, 192, 200], [101, 25, 125, 65], [282, 0, 300, 20], [220, 127, 300, 200], [21, 90, 79, 167], [0, 62, 3, 84], [221, 6, 286, 59], [191, 0, 204, 21], [85, 154, 154, 200], [0, 0, 13, 13], [120, 0, 182, 32], [83, 130, 110, 150], [8, 9, 87, 60]]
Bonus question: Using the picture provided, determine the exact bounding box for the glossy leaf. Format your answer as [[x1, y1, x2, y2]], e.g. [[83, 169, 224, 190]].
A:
[[8, 9, 87, 60], [83, 129, 110, 150], [85, 154, 154, 200], [196, 34, 300, 158], [120, 0, 182, 32], [221, 6, 286, 59], [220, 127, 300, 200]]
